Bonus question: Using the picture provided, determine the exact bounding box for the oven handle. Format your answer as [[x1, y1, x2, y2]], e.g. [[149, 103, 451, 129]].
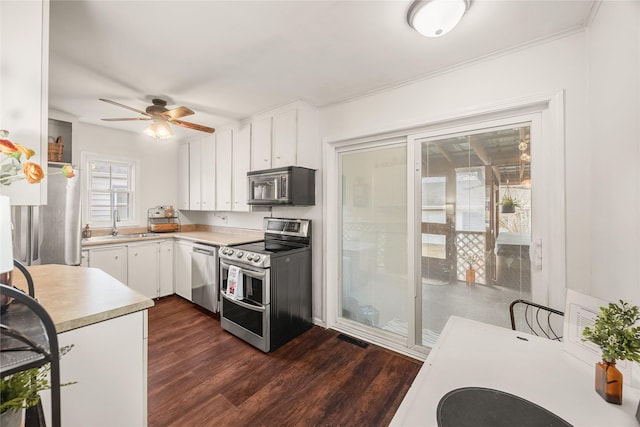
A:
[[220, 259, 267, 280], [221, 293, 266, 312]]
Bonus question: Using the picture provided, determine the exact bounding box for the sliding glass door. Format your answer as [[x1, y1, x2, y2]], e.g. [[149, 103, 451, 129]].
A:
[[416, 123, 534, 345], [327, 98, 564, 356], [339, 144, 408, 337]]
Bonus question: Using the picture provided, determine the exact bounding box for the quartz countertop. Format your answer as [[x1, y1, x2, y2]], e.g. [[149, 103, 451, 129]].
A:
[[12, 265, 154, 333]]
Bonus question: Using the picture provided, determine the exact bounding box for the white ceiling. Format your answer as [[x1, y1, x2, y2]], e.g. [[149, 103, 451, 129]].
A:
[[49, 0, 595, 139]]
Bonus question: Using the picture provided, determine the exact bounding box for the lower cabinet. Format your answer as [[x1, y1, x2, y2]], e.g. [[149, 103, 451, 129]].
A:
[[174, 240, 193, 301], [158, 240, 174, 297], [87, 240, 175, 299], [128, 242, 159, 299], [87, 246, 128, 285]]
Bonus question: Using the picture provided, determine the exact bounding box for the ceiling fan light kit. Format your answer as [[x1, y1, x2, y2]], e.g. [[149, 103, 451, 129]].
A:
[[100, 98, 215, 139], [407, 0, 470, 38], [144, 118, 174, 140]]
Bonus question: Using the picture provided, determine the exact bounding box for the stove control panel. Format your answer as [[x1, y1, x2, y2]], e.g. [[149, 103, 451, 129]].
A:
[[220, 247, 269, 268]]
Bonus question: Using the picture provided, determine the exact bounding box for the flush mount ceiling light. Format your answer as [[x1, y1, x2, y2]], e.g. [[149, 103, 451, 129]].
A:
[[144, 117, 175, 140], [407, 0, 470, 38]]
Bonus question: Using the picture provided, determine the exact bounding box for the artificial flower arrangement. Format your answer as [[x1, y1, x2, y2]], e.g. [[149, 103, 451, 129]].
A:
[[0, 129, 74, 185]]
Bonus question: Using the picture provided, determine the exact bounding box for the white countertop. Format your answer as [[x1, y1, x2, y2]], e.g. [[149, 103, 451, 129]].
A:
[[391, 316, 640, 426]]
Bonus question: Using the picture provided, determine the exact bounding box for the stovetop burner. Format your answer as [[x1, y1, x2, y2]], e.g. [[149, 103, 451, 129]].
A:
[[219, 218, 311, 268]]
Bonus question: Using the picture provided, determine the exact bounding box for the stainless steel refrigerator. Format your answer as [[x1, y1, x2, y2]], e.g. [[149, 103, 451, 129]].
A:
[[11, 164, 81, 265]]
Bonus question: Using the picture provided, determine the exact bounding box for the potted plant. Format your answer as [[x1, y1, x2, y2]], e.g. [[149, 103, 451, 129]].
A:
[[460, 252, 480, 284], [582, 300, 640, 404], [498, 195, 518, 213], [0, 346, 74, 426]]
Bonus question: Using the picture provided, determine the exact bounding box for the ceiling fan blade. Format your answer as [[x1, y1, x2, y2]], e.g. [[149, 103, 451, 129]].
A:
[[101, 117, 151, 121], [171, 119, 215, 134], [99, 98, 151, 117], [162, 106, 195, 120]]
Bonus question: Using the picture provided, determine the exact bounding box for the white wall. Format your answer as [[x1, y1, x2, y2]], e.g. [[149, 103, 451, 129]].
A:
[[71, 121, 179, 228], [587, 1, 640, 305]]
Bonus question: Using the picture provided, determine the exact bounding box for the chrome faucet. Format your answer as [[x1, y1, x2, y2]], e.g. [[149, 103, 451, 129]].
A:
[[111, 209, 120, 236]]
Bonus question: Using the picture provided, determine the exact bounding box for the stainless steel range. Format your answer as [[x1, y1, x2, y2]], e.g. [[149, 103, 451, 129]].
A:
[[218, 217, 312, 352]]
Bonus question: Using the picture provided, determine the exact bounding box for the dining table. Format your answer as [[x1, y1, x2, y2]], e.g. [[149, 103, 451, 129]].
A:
[[390, 315, 640, 426]]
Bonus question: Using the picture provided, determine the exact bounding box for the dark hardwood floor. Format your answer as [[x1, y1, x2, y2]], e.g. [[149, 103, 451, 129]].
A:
[[148, 295, 422, 427]]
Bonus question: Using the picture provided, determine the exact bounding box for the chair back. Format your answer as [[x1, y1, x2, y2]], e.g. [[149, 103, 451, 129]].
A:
[[509, 299, 564, 341]]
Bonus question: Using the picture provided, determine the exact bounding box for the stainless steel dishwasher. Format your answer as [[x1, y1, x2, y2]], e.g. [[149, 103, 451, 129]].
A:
[[191, 243, 219, 313]]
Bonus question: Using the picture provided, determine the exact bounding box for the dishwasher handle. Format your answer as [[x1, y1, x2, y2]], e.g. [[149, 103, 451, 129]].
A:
[[193, 247, 215, 256]]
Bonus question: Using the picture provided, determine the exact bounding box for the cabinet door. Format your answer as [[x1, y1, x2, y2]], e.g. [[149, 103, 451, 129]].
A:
[[89, 246, 128, 285], [250, 116, 272, 171], [80, 250, 89, 268], [200, 135, 216, 211], [216, 129, 233, 211], [158, 240, 174, 297], [0, 0, 48, 205], [189, 140, 202, 210], [232, 124, 251, 212], [128, 243, 158, 299], [272, 109, 297, 167], [174, 241, 192, 301], [177, 143, 190, 210]]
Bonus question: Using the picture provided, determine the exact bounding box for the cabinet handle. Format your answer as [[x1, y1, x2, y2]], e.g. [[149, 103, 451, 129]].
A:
[[115, 256, 118, 259]]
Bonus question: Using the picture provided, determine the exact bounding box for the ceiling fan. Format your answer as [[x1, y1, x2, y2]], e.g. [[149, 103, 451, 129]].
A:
[[99, 98, 215, 139]]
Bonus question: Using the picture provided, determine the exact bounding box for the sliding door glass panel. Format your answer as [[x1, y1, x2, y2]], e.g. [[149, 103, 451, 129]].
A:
[[419, 125, 532, 346], [340, 146, 407, 336]]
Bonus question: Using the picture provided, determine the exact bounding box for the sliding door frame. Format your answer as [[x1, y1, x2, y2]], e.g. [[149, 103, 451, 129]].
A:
[[323, 92, 565, 360]]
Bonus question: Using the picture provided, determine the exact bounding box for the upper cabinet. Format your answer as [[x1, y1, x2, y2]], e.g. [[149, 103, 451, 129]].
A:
[[249, 101, 319, 171], [176, 101, 318, 213], [215, 129, 233, 211], [177, 144, 190, 210], [0, 0, 49, 205], [272, 109, 297, 167], [250, 116, 272, 170], [187, 135, 216, 211], [232, 124, 251, 212]]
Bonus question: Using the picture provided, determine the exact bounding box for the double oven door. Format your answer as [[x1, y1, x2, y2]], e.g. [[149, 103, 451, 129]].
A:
[[219, 259, 271, 352]]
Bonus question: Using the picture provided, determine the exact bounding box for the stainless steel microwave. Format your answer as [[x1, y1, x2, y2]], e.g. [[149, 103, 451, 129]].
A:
[[247, 166, 315, 206]]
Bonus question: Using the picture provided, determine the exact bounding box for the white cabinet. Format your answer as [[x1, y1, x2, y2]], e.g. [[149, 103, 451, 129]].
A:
[[0, 0, 49, 205], [232, 124, 251, 212], [250, 116, 272, 171], [128, 242, 158, 299], [188, 136, 216, 211], [177, 143, 190, 210], [200, 136, 216, 210], [175, 240, 193, 301], [88, 245, 128, 285], [272, 109, 297, 167], [216, 129, 233, 211], [188, 140, 202, 210], [80, 250, 89, 268], [249, 101, 318, 171], [158, 240, 174, 297], [88, 240, 174, 299], [46, 311, 148, 427]]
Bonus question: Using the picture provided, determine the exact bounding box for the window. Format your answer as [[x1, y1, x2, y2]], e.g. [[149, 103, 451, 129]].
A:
[[83, 153, 138, 227]]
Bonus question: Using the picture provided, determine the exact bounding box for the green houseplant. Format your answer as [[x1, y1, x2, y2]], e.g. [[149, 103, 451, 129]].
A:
[[582, 300, 640, 404], [498, 195, 518, 213], [0, 346, 75, 425]]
